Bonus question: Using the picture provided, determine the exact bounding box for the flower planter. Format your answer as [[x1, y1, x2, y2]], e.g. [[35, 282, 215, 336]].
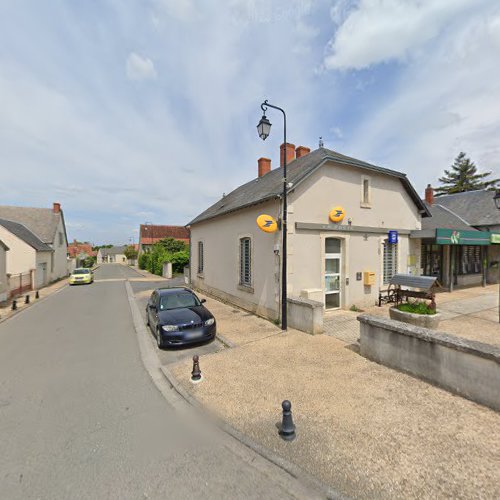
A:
[[389, 306, 441, 329]]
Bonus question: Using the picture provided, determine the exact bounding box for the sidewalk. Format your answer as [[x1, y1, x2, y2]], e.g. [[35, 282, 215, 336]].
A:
[[168, 292, 500, 499], [0, 278, 68, 322]]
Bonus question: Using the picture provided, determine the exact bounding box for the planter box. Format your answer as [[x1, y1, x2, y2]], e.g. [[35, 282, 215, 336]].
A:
[[389, 306, 441, 329]]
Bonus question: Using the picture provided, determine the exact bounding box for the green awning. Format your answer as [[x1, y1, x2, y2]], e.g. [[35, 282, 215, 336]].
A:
[[436, 228, 491, 246]]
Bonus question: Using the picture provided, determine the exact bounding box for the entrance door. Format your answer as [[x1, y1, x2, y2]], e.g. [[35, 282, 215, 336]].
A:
[[36, 263, 47, 288], [325, 238, 341, 309]]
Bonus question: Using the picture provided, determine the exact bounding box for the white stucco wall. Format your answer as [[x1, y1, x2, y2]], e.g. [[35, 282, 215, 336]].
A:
[[49, 217, 69, 280], [190, 199, 281, 319], [0, 225, 36, 275], [0, 244, 8, 302]]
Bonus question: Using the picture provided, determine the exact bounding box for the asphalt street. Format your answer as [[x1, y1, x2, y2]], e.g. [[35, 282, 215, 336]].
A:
[[0, 264, 315, 499]]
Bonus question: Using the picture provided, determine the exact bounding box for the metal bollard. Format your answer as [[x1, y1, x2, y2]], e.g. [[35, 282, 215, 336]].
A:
[[25, 295, 30, 304], [279, 400, 296, 441], [191, 355, 202, 382], [35, 290, 40, 299], [12, 300, 17, 311]]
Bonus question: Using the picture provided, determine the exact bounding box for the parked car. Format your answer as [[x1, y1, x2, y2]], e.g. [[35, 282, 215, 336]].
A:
[[68, 268, 94, 285], [146, 287, 216, 348]]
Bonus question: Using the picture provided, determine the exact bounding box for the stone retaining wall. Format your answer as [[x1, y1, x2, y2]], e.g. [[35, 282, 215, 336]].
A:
[[357, 314, 500, 411]]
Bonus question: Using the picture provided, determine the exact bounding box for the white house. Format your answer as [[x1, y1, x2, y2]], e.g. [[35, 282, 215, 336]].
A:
[[0, 202, 69, 287], [188, 144, 429, 330], [97, 246, 128, 264]]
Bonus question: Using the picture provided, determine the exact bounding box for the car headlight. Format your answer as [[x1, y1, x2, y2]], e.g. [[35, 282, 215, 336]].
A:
[[162, 325, 178, 332], [204, 318, 215, 326]]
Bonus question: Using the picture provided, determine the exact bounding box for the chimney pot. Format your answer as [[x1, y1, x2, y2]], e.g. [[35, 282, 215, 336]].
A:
[[258, 157, 271, 177], [295, 146, 311, 159], [424, 184, 434, 206], [280, 143, 296, 167], [53, 202, 61, 213]]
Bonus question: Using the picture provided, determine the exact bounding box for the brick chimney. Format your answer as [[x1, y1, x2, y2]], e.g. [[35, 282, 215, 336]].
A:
[[295, 146, 310, 159], [53, 202, 61, 213], [280, 143, 296, 167], [258, 157, 271, 177], [424, 184, 434, 206]]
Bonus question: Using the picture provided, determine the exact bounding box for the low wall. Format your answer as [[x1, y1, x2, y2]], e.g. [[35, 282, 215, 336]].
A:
[[287, 296, 323, 335], [357, 314, 500, 412]]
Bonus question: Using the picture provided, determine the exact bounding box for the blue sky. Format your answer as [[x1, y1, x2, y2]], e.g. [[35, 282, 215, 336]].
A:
[[1, 0, 499, 244]]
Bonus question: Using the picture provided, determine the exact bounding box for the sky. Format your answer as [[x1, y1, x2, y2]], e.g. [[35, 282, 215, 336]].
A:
[[0, 0, 499, 245]]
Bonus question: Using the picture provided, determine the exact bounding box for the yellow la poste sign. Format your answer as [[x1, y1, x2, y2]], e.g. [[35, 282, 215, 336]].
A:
[[256, 214, 278, 233]]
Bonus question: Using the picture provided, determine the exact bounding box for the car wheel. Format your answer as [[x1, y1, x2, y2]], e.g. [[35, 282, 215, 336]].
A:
[[156, 328, 164, 349]]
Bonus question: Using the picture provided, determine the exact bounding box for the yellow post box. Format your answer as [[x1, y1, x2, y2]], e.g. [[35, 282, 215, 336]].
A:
[[363, 271, 375, 286]]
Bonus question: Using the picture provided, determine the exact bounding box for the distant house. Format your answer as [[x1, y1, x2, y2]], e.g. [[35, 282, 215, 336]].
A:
[[0, 240, 9, 303], [68, 240, 96, 268], [139, 225, 190, 253], [97, 246, 128, 264], [0, 218, 54, 290], [0, 202, 69, 286]]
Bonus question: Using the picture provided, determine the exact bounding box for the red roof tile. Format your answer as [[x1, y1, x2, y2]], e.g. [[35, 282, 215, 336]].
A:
[[139, 225, 190, 244]]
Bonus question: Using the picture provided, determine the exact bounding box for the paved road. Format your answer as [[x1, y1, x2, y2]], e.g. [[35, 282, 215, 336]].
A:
[[0, 264, 313, 499]]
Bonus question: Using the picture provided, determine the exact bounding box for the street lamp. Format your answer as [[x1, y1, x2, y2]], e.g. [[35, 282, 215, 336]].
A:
[[494, 190, 500, 323], [257, 99, 288, 331]]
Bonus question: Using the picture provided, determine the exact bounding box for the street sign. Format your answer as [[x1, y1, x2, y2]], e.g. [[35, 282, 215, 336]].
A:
[[388, 230, 398, 244], [256, 214, 278, 233], [329, 206, 345, 223]]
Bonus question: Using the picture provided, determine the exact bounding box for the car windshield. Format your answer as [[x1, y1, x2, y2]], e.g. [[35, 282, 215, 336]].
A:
[[159, 292, 200, 311], [73, 269, 90, 275]]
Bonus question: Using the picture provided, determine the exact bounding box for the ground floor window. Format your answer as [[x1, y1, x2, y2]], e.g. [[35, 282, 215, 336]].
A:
[[421, 244, 442, 278], [197, 241, 204, 274], [457, 245, 482, 275], [239, 237, 251, 286], [383, 239, 398, 285]]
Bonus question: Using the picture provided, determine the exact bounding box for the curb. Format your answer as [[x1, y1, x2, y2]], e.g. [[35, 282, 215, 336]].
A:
[[216, 332, 237, 349], [159, 365, 344, 500]]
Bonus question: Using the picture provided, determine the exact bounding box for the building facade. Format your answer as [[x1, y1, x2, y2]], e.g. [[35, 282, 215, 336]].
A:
[[189, 145, 428, 323], [97, 246, 128, 264], [139, 225, 190, 253], [0, 240, 9, 303]]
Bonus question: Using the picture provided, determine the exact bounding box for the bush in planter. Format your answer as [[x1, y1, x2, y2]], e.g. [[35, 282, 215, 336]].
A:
[[397, 301, 436, 315]]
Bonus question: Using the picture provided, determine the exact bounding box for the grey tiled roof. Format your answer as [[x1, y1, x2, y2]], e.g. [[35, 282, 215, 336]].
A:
[[421, 203, 476, 231], [0, 218, 53, 252], [189, 147, 429, 225], [100, 246, 127, 256], [434, 190, 500, 227], [0, 206, 61, 244]]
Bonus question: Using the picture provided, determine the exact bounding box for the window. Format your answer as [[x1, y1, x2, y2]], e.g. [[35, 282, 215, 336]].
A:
[[59, 232, 64, 246], [458, 246, 482, 275], [383, 239, 398, 285], [361, 176, 371, 207], [198, 241, 204, 274], [239, 237, 251, 286]]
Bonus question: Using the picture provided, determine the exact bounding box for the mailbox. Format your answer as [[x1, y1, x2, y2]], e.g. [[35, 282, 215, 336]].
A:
[[363, 271, 375, 286]]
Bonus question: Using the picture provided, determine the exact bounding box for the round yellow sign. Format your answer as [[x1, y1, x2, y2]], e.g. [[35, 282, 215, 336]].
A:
[[256, 214, 278, 233], [329, 206, 345, 223]]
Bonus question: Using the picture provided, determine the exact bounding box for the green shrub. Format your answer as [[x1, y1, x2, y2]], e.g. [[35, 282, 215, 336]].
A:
[[138, 252, 150, 270], [397, 301, 436, 315]]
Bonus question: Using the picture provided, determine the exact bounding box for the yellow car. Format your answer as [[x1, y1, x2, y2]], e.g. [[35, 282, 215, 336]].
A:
[[69, 268, 94, 285]]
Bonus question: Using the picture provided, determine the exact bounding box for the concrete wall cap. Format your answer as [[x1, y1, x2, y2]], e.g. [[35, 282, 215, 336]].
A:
[[287, 296, 324, 308], [357, 314, 500, 363]]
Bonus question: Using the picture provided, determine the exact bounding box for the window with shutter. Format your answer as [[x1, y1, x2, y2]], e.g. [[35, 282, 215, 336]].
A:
[[383, 239, 398, 285], [198, 242, 204, 273], [239, 237, 251, 286]]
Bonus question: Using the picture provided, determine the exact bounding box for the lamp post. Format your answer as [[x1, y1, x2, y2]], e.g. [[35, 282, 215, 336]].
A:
[[257, 100, 288, 331], [494, 190, 500, 323]]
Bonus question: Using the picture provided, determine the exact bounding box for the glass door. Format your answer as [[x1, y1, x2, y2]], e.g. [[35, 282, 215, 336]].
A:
[[325, 238, 341, 309]]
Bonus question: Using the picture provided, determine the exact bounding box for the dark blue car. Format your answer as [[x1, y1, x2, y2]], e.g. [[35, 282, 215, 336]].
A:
[[146, 287, 216, 348]]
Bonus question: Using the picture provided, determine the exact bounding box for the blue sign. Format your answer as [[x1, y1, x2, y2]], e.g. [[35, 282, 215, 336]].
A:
[[388, 230, 398, 244]]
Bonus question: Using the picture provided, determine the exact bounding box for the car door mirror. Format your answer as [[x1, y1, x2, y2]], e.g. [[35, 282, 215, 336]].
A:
[[200, 299, 206, 304]]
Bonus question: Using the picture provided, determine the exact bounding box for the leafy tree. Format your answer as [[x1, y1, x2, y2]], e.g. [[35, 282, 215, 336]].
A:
[[124, 245, 138, 261], [138, 252, 150, 270], [435, 152, 499, 196], [157, 237, 188, 253]]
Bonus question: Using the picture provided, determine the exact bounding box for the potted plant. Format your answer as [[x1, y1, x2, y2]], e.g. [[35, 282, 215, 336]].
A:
[[389, 299, 441, 329]]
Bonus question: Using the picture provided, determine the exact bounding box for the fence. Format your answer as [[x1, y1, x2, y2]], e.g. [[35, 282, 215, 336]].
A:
[[8, 271, 33, 298]]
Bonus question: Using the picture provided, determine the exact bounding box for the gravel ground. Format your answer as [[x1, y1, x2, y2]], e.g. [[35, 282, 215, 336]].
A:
[[170, 293, 500, 499]]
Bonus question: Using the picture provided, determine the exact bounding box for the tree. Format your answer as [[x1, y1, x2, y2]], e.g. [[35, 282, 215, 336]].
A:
[[157, 237, 187, 253], [124, 245, 138, 261], [435, 152, 499, 196]]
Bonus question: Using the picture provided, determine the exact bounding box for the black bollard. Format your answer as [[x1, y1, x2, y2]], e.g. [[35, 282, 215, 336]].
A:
[[35, 290, 40, 299], [279, 400, 296, 441], [25, 295, 30, 304], [12, 300, 17, 311], [191, 355, 202, 382]]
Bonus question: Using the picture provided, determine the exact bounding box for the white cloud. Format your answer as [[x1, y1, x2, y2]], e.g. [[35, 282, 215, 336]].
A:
[[126, 52, 157, 81], [324, 0, 476, 70]]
